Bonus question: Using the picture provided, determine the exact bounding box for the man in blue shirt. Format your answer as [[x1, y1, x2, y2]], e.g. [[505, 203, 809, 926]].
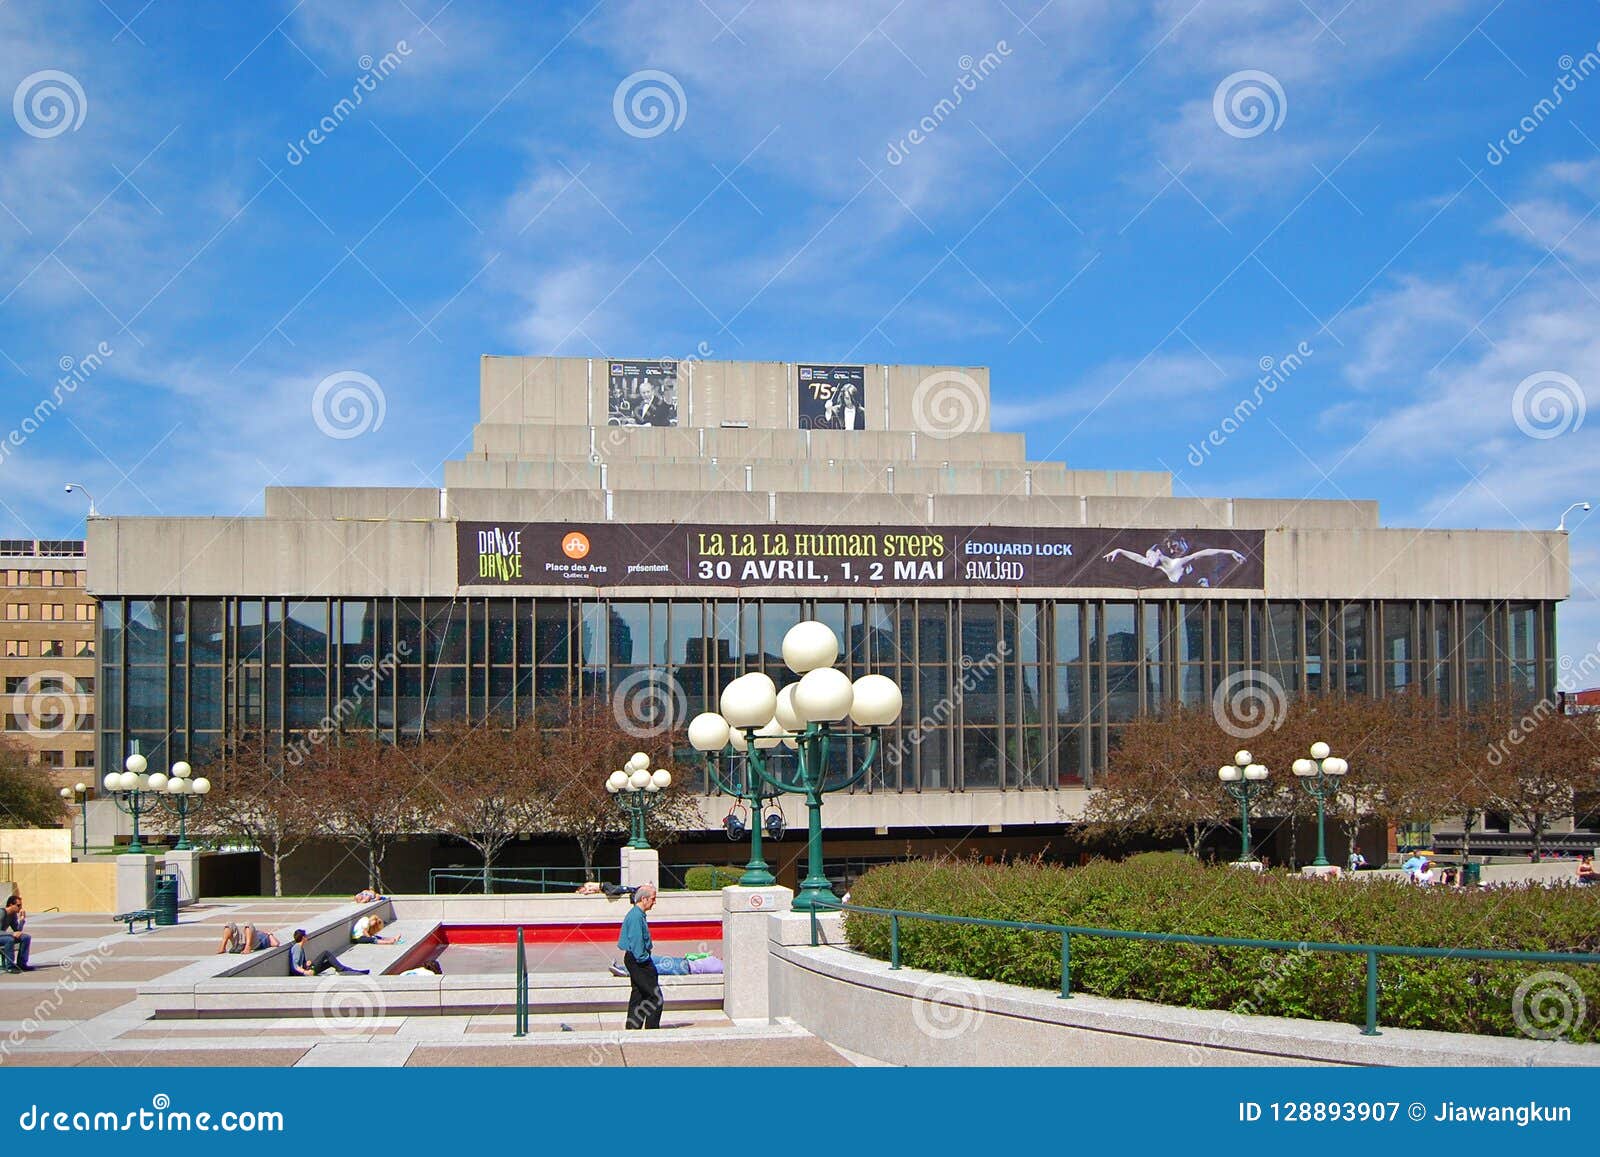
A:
[[618, 884, 662, 1029], [0, 895, 31, 972]]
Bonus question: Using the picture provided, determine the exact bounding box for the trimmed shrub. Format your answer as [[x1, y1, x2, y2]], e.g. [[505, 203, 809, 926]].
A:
[[844, 857, 1600, 1040], [682, 864, 742, 891]]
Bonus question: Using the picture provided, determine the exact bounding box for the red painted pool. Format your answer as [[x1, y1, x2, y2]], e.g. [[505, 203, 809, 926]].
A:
[[386, 921, 724, 975]]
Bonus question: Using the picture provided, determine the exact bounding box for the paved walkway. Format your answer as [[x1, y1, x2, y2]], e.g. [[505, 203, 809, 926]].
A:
[[0, 902, 854, 1067]]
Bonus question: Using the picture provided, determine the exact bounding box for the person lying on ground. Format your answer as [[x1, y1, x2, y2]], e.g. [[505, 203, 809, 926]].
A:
[[242, 923, 279, 952], [576, 881, 636, 898], [353, 889, 385, 904]]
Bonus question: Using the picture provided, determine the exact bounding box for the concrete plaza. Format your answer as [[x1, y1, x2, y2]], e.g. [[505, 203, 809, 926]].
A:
[[0, 903, 856, 1068]]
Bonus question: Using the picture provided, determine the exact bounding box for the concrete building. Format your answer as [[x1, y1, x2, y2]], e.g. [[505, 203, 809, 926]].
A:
[[1, 538, 97, 782], [87, 357, 1569, 886]]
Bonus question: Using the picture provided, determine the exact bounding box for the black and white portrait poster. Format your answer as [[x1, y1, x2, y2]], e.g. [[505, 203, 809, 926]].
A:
[[797, 364, 866, 429], [607, 360, 679, 427]]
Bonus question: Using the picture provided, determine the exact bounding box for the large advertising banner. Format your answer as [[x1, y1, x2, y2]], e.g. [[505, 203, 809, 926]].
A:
[[606, 360, 679, 426], [797, 364, 866, 429], [459, 523, 1264, 590]]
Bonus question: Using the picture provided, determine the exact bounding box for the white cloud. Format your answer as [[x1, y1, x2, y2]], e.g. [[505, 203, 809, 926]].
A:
[[993, 349, 1234, 428]]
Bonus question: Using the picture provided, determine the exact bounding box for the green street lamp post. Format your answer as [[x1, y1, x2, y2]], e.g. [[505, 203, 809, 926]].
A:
[[606, 753, 672, 850], [1217, 749, 1271, 864], [690, 745, 785, 888], [104, 751, 162, 854], [687, 621, 902, 911], [58, 782, 89, 858], [151, 760, 212, 852], [1291, 741, 1349, 869], [104, 753, 212, 853]]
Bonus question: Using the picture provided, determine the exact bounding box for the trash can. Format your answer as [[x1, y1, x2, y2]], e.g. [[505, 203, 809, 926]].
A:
[[153, 872, 179, 926], [1461, 861, 1482, 888]]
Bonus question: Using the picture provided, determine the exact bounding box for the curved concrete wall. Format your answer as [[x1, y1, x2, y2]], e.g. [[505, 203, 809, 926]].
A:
[[768, 942, 1600, 1067]]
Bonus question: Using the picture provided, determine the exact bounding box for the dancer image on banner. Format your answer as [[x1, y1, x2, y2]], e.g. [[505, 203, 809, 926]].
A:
[[1101, 533, 1246, 587]]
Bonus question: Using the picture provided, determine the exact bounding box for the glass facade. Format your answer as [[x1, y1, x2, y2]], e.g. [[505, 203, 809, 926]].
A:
[[99, 596, 1557, 795]]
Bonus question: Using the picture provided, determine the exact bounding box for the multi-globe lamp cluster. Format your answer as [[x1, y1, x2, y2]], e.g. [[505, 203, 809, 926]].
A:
[[605, 751, 673, 850], [102, 752, 211, 853], [686, 620, 902, 909]]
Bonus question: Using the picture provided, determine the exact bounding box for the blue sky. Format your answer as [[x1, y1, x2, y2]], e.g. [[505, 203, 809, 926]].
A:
[[1, 1, 1597, 675]]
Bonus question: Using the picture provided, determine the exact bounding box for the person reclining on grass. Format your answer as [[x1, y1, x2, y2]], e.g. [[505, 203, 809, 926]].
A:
[[353, 889, 385, 904], [288, 929, 367, 976]]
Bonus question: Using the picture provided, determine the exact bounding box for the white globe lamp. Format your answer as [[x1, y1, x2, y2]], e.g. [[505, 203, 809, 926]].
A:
[[688, 712, 731, 752], [720, 672, 778, 729], [774, 684, 806, 732], [782, 621, 839, 674], [752, 717, 785, 750], [793, 667, 853, 723], [849, 674, 902, 726]]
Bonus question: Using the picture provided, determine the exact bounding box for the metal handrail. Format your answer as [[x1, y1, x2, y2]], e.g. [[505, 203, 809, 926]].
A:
[[808, 899, 1600, 1037], [428, 864, 621, 895], [513, 926, 528, 1038]]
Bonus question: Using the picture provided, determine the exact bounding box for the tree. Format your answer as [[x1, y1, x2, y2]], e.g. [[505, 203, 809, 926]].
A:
[[537, 696, 701, 879], [1087, 690, 1480, 863], [418, 719, 548, 892], [1280, 690, 1464, 853], [0, 737, 69, 829], [1086, 702, 1241, 855], [201, 733, 320, 897], [313, 733, 426, 893], [1475, 700, 1600, 858]]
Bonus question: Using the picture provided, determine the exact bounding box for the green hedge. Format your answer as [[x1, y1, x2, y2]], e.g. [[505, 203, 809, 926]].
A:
[[844, 857, 1600, 1041], [681, 864, 743, 891]]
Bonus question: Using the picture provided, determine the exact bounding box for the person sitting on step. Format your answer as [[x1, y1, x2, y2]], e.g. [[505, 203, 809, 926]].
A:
[[0, 896, 31, 973], [288, 929, 367, 976]]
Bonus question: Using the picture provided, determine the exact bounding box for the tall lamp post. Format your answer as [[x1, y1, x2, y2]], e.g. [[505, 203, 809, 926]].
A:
[[1291, 742, 1348, 868], [103, 752, 162, 854], [687, 621, 902, 911], [58, 782, 89, 858], [606, 752, 672, 850], [1217, 749, 1271, 864], [682, 732, 786, 888], [151, 761, 212, 852]]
